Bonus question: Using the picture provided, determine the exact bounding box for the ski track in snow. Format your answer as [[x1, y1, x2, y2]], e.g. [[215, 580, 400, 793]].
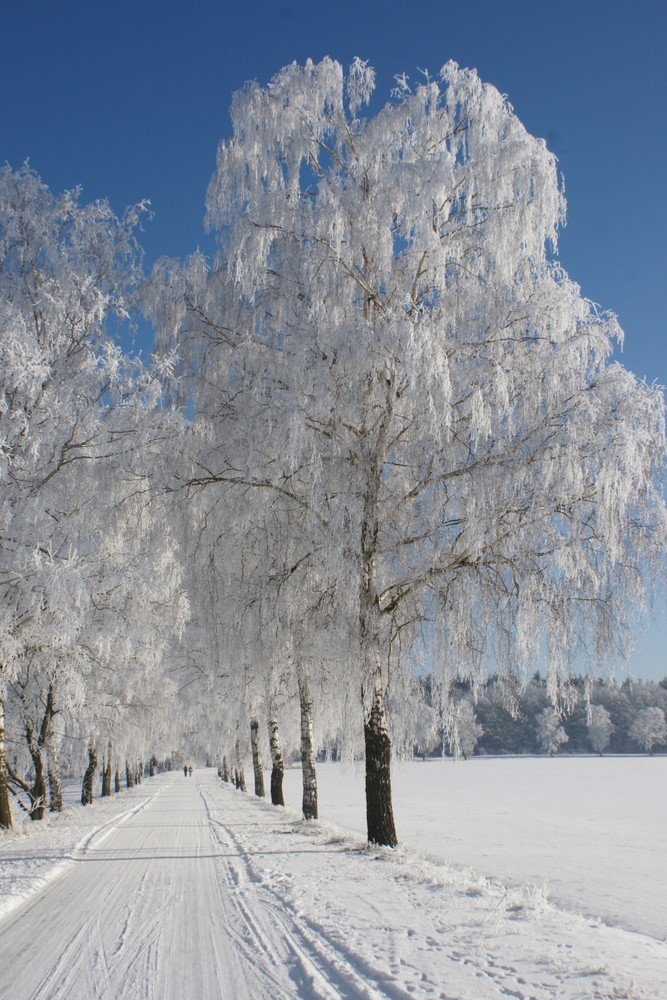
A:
[[0, 765, 665, 999]]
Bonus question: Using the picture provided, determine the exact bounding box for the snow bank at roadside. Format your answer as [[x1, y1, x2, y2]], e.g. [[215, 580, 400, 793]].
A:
[[202, 770, 667, 999]]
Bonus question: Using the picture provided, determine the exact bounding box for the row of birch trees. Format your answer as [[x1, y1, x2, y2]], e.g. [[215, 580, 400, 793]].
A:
[[0, 166, 188, 827], [2, 58, 666, 844], [146, 59, 666, 845]]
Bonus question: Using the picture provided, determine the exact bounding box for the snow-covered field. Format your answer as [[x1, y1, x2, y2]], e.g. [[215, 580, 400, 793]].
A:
[[0, 757, 665, 999], [285, 756, 667, 941]]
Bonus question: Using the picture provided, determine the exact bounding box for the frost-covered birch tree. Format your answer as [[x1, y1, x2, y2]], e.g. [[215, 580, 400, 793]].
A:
[[536, 706, 569, 756], [0, 165, 188, 824], [629, 706, 667, 753], [445, 699, 483, 759], [0, 166, 154, 826], [587, 703, 614, 755], [155, 58, 666, 846], [145, 261, 354, 817]]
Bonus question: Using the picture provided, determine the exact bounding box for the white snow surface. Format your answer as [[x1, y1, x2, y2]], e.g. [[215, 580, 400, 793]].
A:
[[0, 758, 664, 999]]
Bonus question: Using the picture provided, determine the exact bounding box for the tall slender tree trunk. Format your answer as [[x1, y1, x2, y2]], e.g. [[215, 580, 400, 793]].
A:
[[149, 755, 157, 777], [221, 755, 230, 782], [358, 439, 398, 847], [353, 375, 399, 848], [114, 764, 121, 794], [81, 739, 97, 806], [298, 670, 318, 820], [42, 684, 62, 813], [364, 677, 397, 847], [0, 691, 13, 830], [234, 739, 246, 792], [250, 719, 265, 797], [46, 733, 63, 813], [125, 761, 134, 789], [26, 721, 47, 820], [268, 716, 285, 806], [17, 682, 59, 821], [101, 742, 112, 797]]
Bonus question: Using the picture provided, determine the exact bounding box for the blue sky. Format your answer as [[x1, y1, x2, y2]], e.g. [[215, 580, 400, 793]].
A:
[[2, 0, 665, 681]]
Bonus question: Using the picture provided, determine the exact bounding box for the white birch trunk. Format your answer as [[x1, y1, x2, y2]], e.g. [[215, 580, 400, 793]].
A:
[[363, 675, 397, 846], [46, 730, 63, 813], [234, 738, 246, 792], [298, 669, 318, 820], [250, 718, 265, 797], [268, 716, 285, 806], [81, 740, 97, 806], [0, 690, 12, 829]]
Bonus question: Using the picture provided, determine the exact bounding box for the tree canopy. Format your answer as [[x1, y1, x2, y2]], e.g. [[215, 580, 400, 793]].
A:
[[2, 60, 666, 843], [152, 58, 667, 842]]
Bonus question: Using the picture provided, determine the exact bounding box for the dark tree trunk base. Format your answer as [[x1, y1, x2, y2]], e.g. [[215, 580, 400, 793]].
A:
[[234, 739, 247, 792], [298, 674, 318, 820], [0, 702, 11, 829], [102, 743, 112, 797], [269, 718, 285, 806], [48, 762, 63, 813], [270, 766, 285, 807], [364, 685, 398, 847], [250, 719, 265, 798], [81, 741, 98, 806]]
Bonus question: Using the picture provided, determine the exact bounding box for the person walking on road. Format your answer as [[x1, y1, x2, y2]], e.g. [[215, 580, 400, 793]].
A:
[[183, 765, 188, 777]]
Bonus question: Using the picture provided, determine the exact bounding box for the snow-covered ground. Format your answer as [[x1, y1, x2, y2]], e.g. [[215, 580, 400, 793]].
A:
[[0, 758, 665, 999], [285, 756, 667, 941]]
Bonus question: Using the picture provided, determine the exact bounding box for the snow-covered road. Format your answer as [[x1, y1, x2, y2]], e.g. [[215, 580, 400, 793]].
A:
[[0, 776, 248, 998], [1, 767, 665, 999]]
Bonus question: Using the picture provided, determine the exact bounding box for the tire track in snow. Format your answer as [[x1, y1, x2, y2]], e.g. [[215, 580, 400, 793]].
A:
[[197, 779, 418, 1000], [0, 776, 244, 1000], [26, 807, 161, 1000]]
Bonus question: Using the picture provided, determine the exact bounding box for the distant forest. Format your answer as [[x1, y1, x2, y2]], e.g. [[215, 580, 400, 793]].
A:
[[418, 674, 667, 758]]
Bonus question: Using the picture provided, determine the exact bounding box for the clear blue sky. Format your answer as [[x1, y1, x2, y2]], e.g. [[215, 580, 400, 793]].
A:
[[2, 0, 665, 681]]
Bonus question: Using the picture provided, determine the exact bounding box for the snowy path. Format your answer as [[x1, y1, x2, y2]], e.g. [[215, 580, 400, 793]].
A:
[[1, 768, 665, 999], [0, 775, 248, 999]]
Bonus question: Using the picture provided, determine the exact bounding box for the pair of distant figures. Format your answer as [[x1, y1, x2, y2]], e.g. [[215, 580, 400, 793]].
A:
[[183, 765, 193, 777]]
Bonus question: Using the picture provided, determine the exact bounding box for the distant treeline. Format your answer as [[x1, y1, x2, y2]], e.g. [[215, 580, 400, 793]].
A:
[[423, 674, 667, 757]]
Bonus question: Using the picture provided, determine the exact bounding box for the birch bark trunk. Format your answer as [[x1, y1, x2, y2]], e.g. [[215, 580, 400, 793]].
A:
[[234, 738, 246, 792], [358, 401, 398, 847], [101, 742, 112, 797], [364, 677, 397, 846], [81, 740, 97, 806], [26, 720, 47, 820], [250, 718, 265, 797], [46, 732, 63, 813], [298, 670, 318, 820], [268, 716, 285, 806], [0, 691, 13, 830]]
